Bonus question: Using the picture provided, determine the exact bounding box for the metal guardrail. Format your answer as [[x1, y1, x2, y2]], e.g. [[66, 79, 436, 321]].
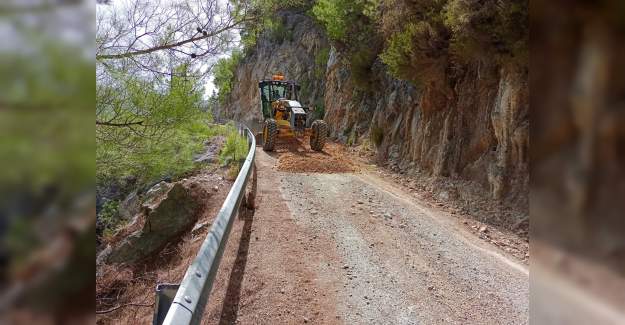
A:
[[153, 123, 256, 325]]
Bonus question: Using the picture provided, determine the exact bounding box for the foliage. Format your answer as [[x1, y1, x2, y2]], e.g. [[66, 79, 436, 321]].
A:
[[311, 0, 382, 90], [379, 24, 415, 79], [98, 200, 122, 237], [311, 0, 350, 41], [312, 98, 325, 120], [377, 0, 527, 83], [268, 18, 294, 43], [97, 64, 222, 189], [348, 43, 381, 90], [443, 0, 528, 66], [226, 162, 242, 180], [233, 0, 309, 52], [0, 22, 95, 277], [314, 47, 330, 79], [219, 124, 249, 167], [310, 0, 527, 85], [97, 114, 222, 187], [311, 0, 379, 42], [213, 50, 244, 104], [380, 21, 447, 85], [370, 125, 384, 147]]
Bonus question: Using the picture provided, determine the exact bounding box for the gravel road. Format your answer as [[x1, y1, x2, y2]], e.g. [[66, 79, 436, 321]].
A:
[[220, 148, 529, 324]]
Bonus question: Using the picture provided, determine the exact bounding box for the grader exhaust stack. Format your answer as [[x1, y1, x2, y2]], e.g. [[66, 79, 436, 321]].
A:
[[258, 73, 327, 151]]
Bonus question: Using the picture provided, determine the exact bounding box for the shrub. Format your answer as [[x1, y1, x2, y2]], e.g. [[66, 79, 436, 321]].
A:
[[312, 98, 325, 120], [347, 129, 358, 146], [314, 47, 330, 78], [380, 21, 448, 85], [370, 125, 384, 147], [219, 125, 249, 167], [348, 45, 379, 90], [443, 0, 528, 66], [237, 0, 309, 52], [268, 19, 294, 43], [312, 0, 382, 90], [311, 0, 351, 41], [99, 200, 121, 237], [226, 162, 241, 181]]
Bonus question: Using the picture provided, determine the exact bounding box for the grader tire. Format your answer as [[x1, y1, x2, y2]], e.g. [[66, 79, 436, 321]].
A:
[[262, 119, 278, 151], [310, 120, 327, 151]]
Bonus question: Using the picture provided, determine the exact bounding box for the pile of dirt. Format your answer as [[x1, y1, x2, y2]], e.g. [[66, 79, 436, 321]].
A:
[[274, 139, 358, 173]]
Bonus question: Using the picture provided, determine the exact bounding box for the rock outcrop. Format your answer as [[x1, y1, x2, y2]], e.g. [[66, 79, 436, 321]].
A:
[[216, 11, 330, 130], [102, 182, 208, 265], [218, 11, 528, 209]]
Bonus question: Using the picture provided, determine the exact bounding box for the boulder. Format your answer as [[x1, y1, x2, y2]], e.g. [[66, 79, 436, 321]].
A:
[[106, 183, 204, 265], [118, 190, 140, 221], [143, 181, 172, 204]]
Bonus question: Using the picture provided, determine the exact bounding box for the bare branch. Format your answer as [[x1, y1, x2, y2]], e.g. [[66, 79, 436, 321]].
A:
[[96, 120, 144, 127], [96, 18, 250, 60]]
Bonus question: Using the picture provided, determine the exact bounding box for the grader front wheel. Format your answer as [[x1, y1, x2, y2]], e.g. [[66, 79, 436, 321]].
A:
[[262, 119, 277, 151], [310, 120, 327, 151]]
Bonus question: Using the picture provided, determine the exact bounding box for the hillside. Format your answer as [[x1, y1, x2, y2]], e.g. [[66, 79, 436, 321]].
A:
[[216, 5, 528, 216]]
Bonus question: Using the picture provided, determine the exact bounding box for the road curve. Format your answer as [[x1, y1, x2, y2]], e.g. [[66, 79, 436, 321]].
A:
[[218, 148, 529, 324]]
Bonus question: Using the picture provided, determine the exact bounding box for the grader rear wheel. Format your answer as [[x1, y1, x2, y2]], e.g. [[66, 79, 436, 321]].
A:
[[310, 120, 327, 151], [262, 119, 277, 151]]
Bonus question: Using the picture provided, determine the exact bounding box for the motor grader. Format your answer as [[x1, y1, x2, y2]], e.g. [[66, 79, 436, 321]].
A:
[[258, 74, 327, 151]]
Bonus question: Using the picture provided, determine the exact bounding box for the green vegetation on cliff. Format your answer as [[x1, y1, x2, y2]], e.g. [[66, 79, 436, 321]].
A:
[[310, 0, 527, 86], [311, 0, 381, 89], [213, 50, 244, 104], [216, 0, 527, 100]]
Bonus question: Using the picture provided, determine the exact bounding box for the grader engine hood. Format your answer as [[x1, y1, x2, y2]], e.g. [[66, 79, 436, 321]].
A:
[[284, 100, 308, 131]]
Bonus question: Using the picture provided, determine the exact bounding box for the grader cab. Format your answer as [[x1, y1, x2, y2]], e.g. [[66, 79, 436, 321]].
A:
[[258, 74, 327, 151]]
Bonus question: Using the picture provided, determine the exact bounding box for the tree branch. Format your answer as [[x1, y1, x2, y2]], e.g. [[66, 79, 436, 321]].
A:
[[96, 120, 144, 127], [96, 18, 251, 60], [96, 302, 153, 314]]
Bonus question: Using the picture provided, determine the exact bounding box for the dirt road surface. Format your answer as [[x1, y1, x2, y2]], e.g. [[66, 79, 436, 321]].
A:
[[205, 144, 529, 324]]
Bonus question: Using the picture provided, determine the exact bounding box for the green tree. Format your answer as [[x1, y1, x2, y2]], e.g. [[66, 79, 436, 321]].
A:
[[96, 63, 218, 186], [213, 50, 244, 104]]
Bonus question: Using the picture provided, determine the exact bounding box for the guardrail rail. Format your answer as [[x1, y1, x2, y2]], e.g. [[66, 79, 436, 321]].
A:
[[153, 123, 256, 325]]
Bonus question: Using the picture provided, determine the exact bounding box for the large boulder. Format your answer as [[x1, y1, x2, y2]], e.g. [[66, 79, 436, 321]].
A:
[[104, 182, 206, 265]]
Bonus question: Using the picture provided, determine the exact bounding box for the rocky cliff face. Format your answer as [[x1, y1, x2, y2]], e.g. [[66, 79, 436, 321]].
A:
[[217, 11, 330, 129], [218, 11, 528, 208]]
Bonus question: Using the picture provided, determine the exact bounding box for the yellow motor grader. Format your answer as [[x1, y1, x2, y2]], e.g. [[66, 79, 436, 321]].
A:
[[258, 74, 327, 151]]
